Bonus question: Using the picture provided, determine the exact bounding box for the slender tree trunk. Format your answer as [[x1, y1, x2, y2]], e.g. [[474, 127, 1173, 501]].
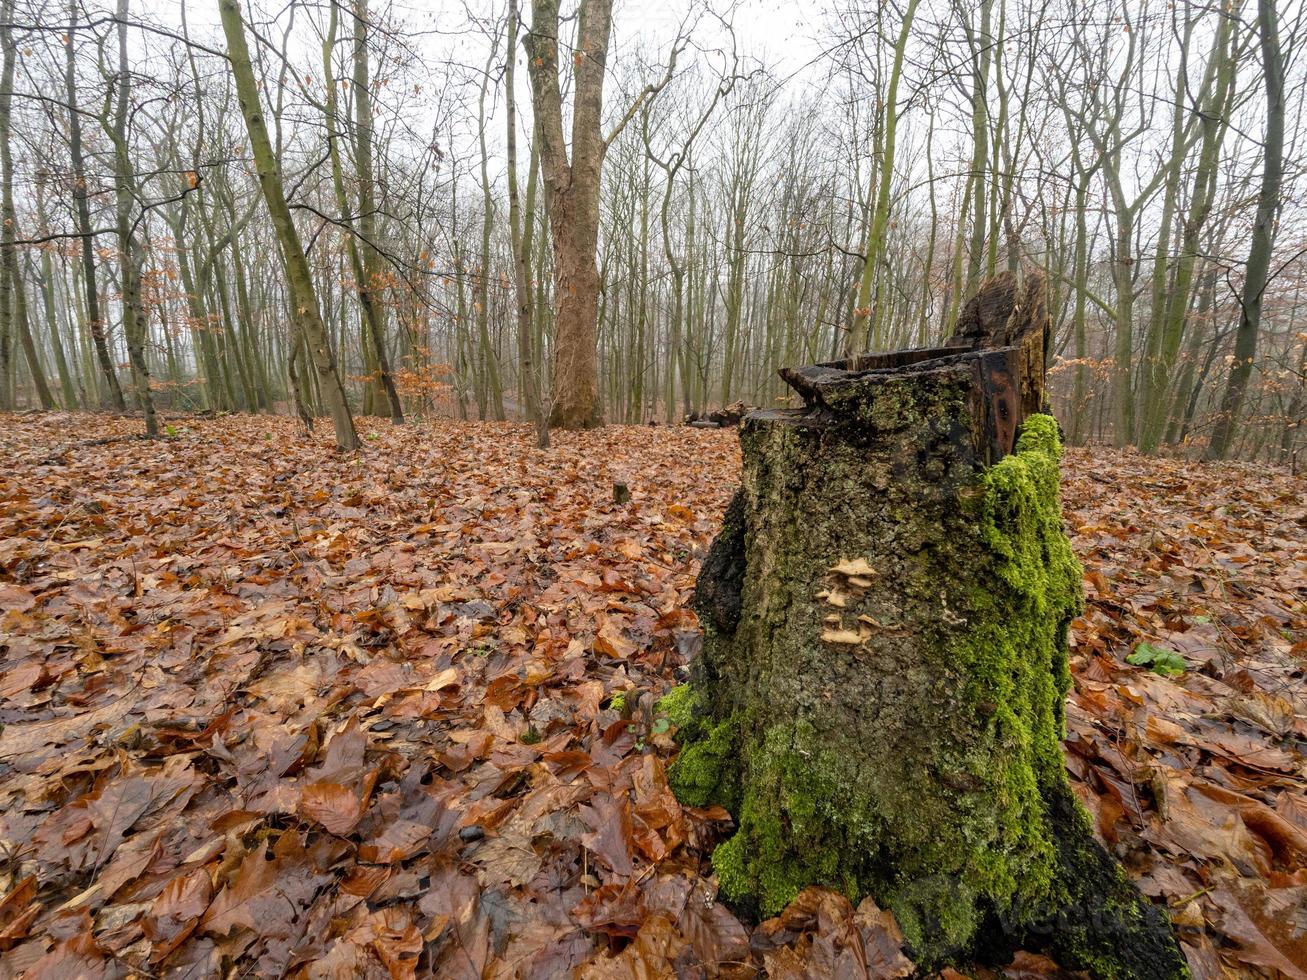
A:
[[0, 0, 54, 410], [1108, 191, 1136, 447], [474, 22, 505, 421], [220, 0, 358, 450], [1139, 10, 1236, 451], [851, 0, 921, 350], [1068, 175, 1092, 444], [349, 0, 403, 423], [34, 180, 78, 408], [65, 0, 124, 410], [506, 2, 547, 444], [1207, 0, 1283, 460], [962, 0, 992, 301], [107, 0, 157, 434], [1165, 269, 1216, 446]]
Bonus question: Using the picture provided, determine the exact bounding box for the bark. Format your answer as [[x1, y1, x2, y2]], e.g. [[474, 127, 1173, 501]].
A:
[[506, 1, 548, 446], [526, 0, 611, 429], [851, 0, 921, 350], [0, 0, 54, 410], [30, 177, 76, 408], [109, 0, 158, 436], [65, 0, 125, 410], [1068, 174, 1092, 444], [348, 0, 403, 423], [961, 0, 992, 301], [1207, 0, 1283, 460], [473, 22, 505, 422], [1138, 10, 1237, 452], [219, 0, 358, 451], [664, 273, 1186, 977]]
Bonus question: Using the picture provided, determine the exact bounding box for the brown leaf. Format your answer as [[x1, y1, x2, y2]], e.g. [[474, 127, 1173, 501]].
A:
[[344, 906, 423, 979], [577, 911, 685, 979], [0, 875, 40, 951], [573, 882, 646, 938], [853, 896, 914, 978], [144, 867, 212, 961], [1209, 882, 1307, 977], [202, 832, 328, 940], [678, 879, 750, 973], [300, 781, 368, 836], [419, 862, 490, 980], [20, 931, 109, 979], [594, 622, 638, 659], [1002, 950, 1081, 978], [580, 794, 636, 877]]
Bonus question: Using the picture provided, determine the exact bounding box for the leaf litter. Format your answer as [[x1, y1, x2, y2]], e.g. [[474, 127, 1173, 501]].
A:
[[0, 413, 1304, 978]]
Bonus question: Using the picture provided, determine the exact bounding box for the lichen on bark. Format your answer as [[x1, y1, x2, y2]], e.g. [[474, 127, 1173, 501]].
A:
[[664, 401, 1186, 977]]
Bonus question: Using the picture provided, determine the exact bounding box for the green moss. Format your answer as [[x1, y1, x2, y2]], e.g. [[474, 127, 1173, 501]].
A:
[[669, 715, 738, 809], [608, 691, 627, 713], [889, 875, 981, 956], [710, 721, 854, 914], [886, 411, 1084, 947], [659, 684, 740, 810], [654, 683, 699, 729]]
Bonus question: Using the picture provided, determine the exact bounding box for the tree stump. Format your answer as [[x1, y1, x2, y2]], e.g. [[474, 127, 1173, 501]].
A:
[[664, 272, 1187, 977]]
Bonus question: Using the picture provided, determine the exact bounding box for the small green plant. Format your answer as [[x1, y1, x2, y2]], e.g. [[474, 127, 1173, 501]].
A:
[[367, 432, 379, 441], [609, 691, 627, 713], [165, 423, 178, 438], [1126, 642, 1187, 677], [520, 725, 541, 745]]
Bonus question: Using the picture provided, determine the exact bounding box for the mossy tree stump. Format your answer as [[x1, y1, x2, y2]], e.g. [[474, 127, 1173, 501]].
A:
[[665, 273, 1187, 978]]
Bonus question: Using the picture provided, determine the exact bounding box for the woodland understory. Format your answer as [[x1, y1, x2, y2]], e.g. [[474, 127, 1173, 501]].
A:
[[0, 412, 1304, 978], [0, 0, 1304, 461]]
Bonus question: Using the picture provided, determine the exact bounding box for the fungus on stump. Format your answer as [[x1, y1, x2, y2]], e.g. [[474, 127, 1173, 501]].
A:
[[663, 272, 1187, 978]]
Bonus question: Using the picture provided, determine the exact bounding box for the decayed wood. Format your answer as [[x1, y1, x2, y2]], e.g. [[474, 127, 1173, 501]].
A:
[[671, 270, 1187, 976], [778, 270, 1049, 464]]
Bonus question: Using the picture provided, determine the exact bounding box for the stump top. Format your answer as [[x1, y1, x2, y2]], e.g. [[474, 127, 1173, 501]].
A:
[[769, 272, 1051, 464]]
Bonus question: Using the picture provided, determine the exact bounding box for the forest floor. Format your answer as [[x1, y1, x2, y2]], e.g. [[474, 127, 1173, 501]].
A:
[[0, 412, 1304, 979]]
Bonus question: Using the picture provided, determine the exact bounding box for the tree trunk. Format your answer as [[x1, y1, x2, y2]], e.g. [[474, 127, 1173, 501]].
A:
[[220, 0, 358, 451], [65, 0, 125, 411], [0, 0, 55, 411], [109, 0, 158, 436], [505, 0, 548, 446], [349, 0, 403, 424], [543, 184, 602, 428], [1207, 0, 1283, 460], [474, 22, 506, 422], [664, 273, 1186, 977], [526, 0, 611, 430], [850, 0, 921, 350]]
